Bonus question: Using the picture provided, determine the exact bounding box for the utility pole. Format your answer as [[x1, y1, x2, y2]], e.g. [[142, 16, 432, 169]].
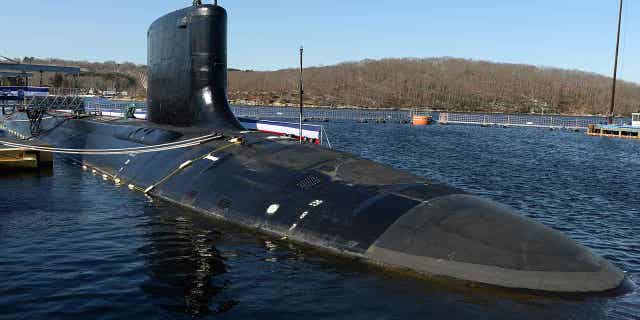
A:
[[608, 0, 623, 124], [299, 46, 304, 144], [114, 63, 119, 95]]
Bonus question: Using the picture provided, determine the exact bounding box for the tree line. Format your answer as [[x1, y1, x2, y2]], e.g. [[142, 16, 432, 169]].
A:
[[8, 56, 639, 115], [8, 57, 147, 98], [229, 57, 640, 116]]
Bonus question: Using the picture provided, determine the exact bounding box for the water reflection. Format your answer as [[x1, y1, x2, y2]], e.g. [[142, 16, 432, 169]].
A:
[[139, 203, 237, 316], [0, 167, 53, 179]]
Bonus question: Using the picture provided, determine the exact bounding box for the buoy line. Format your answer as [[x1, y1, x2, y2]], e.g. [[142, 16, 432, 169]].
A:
[[0, 133, 224, 155]]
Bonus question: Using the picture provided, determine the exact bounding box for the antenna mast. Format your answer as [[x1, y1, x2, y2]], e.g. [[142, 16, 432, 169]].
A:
[[299, 46, 304, 144], [608, 0, 623, 124]]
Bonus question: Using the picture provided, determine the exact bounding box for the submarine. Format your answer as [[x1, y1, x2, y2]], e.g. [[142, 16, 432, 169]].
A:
[[0, 1, 626, 293]]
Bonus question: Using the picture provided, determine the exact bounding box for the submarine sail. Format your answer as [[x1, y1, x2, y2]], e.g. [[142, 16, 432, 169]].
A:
[[147, 2, 242, 129]]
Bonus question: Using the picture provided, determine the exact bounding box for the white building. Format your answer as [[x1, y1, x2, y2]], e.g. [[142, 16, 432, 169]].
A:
[[632, 113, 640, 127]]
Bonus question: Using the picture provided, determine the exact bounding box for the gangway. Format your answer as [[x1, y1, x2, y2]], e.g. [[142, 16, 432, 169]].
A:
[[26, 95, 84, 113], [22, 92, 85, 135]]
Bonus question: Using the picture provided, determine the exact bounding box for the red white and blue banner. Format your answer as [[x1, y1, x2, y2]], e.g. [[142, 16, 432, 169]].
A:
[[237, 118, 322, 140]]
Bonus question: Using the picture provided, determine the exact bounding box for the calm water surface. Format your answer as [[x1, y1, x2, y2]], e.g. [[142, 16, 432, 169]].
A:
[[0, 124, 638, 319]]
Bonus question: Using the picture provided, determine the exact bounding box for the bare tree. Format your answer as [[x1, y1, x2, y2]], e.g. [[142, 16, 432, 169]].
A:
[[228, 57, 640, 115]]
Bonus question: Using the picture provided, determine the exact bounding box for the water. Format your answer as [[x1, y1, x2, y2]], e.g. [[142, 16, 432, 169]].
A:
[[1, 124, 639, 319], [81, 100, 627, 127]]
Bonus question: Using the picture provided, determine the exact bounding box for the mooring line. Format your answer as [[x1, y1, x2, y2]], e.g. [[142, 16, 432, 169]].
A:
[[143, 140, 242, 194], [77, 139, 240, 194], [0, 133, 223, 155]]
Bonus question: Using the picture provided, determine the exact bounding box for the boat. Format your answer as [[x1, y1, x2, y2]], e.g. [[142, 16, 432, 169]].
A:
[[0, 1, 626, 293]]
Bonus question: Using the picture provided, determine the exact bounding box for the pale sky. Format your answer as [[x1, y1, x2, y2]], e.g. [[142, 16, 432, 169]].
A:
[[1, 0, 638, 83]]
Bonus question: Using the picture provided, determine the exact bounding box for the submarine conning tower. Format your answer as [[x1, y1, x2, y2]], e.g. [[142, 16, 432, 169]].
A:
[[147, 1, 243, 129]]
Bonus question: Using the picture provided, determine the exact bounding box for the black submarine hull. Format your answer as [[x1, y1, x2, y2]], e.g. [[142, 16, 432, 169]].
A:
[[0, 115, 625, 293], [0, 2, 625, 293]]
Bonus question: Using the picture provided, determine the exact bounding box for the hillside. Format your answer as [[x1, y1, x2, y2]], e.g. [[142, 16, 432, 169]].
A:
[[4, 56, 639, 115], [229, 57, 640, 116]]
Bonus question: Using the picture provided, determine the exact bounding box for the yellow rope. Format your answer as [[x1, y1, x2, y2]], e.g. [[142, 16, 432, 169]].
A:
[[143, 141, 241, 194]]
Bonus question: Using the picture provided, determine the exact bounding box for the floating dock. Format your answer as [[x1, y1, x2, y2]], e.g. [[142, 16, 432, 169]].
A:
[[0, 136, 53, 169], [438, 112, 611, 130], [587, 124, 640, 139], [0, 147, 53, 169]]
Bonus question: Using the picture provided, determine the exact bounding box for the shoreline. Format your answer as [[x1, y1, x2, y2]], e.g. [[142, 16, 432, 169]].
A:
[[105, 98, 621, 119], [228, 100, 622, 118]]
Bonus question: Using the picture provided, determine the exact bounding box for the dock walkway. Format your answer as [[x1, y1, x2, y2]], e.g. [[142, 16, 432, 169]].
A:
[[0, 142, 53, 169], [438, 112, 621, 130], [587, 124, 640, 139]]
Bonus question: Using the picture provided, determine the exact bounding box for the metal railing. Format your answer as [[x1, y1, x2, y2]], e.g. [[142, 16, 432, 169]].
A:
[[438, 112, 625, 129], [231, 105, 412, 123], [47, 95, 636, 133], [48, 87, 87, 97], [320, 125, 333, 149], [27, 95, 84, 110], [82, 97, 146, 117]]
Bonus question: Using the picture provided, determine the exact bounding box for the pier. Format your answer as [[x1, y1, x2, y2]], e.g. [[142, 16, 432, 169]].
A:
[[0, 147, 52, 169], [587, 124, 640, 139], [0, 135, 53, 169]]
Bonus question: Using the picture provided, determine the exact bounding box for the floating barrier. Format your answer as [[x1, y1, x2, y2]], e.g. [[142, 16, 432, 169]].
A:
[[437, 112, 623, 130]]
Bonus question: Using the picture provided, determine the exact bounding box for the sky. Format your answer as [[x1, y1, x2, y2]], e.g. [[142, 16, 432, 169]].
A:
[[1, 0, 638, 82]]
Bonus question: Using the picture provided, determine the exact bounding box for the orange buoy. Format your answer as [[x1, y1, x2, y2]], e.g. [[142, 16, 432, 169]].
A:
[[412, 115, 432, 126]]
